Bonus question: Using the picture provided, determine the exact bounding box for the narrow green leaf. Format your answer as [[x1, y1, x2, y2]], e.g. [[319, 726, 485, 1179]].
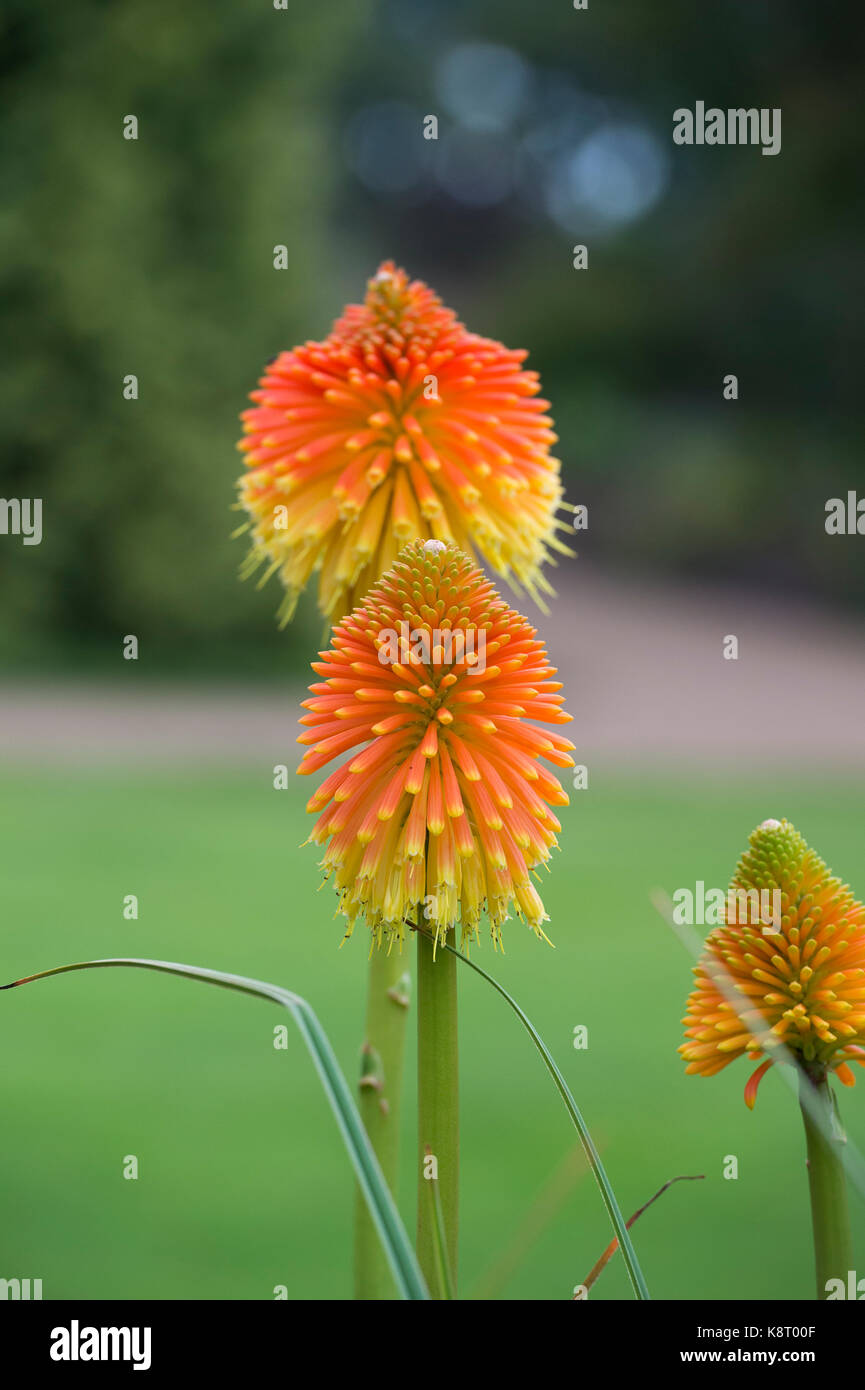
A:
[[441, 941, 651, 1301], [425, 1152, 456, 1301], [2, 957, 429, 1302], [578, 1174, 703, 1297]]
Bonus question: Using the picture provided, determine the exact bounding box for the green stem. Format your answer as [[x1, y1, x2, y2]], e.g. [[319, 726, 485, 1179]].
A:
[[799, 1064, 853, 1298], [354, 947, 410, 1300], [416, 927, 459, 1297]]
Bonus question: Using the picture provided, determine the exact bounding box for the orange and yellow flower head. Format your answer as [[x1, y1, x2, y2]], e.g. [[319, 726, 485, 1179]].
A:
[[237, 262, 567, 625], [680, 819, 865, 1107], [297, 539, 575, 950]]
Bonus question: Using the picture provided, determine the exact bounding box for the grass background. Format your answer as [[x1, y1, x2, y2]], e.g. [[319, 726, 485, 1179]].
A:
[[3, 767, 864, 1300]]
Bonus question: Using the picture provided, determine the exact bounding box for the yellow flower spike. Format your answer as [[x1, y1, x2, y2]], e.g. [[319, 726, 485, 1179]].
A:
[[297, 539, 574, 950], [680, 818, 865, 1107]]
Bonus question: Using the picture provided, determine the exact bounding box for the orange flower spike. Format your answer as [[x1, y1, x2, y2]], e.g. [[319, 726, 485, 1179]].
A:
[[680, 818, 865, 1107], [298, 539, 574, 949], [237, 263, 569, 625]]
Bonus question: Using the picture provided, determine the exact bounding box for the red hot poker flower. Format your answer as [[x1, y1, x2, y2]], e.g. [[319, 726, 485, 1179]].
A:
[[237, 263, 568, 624], [681, 818, 865, 1108], [297, 540, 575, 950]]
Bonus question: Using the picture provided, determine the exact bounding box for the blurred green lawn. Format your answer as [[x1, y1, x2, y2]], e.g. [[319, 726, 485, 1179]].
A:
[[2, 768, 864, 1300]]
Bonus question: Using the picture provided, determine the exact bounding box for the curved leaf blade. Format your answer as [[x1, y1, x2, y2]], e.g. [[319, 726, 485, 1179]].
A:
[[577, 1174, 703, 1297], [2, 957, 429, 1302], [441, 941, 651, 1300]]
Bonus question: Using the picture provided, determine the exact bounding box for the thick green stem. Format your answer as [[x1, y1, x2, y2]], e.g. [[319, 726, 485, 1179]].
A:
[[354, 947, 410, 1300], [416, 929, 459, 1296], [799, 1065, 853, 1298]]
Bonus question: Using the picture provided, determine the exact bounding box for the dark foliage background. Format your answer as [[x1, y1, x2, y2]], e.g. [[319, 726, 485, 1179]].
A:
[[2, 0, 863, 671]]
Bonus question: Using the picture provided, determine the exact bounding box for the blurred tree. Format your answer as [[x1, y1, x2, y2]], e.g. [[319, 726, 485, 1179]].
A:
[[0, 0, 372, 670]]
